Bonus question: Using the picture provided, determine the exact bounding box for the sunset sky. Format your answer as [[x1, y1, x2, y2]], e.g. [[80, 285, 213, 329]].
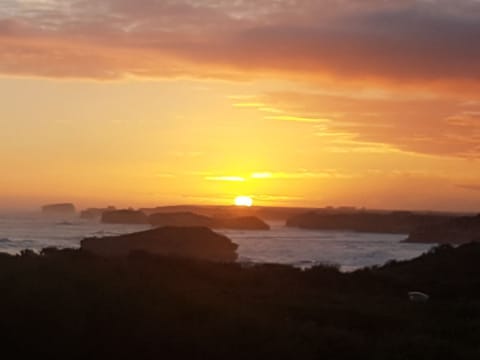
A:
[[1, 0, 480, 211]]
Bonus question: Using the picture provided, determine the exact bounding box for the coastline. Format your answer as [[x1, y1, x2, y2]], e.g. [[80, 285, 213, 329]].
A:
[[0, 214, 430, 271]]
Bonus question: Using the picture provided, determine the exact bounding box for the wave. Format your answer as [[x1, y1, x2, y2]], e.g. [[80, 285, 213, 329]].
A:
[[56, 221, 76, 226], [0, 238, 36, 246]]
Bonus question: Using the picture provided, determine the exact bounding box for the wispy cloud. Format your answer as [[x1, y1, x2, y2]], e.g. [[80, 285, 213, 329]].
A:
[[250, 170, 355, 180], [203, 170, 355, 182], [233, 103, 266, 108], [264, 115, 331, 123], [260, 90, 480, 159], [253, 194, 304, 202], [250, 172, 272, 179], [205, 176, 245, 182]]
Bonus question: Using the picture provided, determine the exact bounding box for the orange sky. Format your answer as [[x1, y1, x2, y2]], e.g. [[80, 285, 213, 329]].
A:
[[0, 0, 479, 211]]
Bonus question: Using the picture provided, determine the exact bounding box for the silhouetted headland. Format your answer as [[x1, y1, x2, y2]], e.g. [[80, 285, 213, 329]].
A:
[[99, 208, 270, 230], [81, 226, 238, 262], [286, 209, 480, 244], [287, 210, 456, 234], [139, 204, 315, 220], [148, 211, 213, 227], [405, 214, 480, 244], [149, 211, 270, 230], [41, 203, 76, 215], [215, 216, 270, 230]]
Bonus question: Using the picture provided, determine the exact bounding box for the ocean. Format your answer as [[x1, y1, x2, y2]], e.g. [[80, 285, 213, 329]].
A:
[[0, 213, 433, 271]]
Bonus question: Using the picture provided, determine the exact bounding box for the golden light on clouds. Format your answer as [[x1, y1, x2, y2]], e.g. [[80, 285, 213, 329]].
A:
[[264, 115, 332, 124], [251, 172, 273, 179], [205, 176, 246, 182], [1, 1, 480, 211]]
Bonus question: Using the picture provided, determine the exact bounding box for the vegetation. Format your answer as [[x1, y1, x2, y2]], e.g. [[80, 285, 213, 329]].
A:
[[1, 244, 480, 359]]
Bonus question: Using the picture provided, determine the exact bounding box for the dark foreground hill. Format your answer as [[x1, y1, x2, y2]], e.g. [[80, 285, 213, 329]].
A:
[[1, 244, 480, 359]]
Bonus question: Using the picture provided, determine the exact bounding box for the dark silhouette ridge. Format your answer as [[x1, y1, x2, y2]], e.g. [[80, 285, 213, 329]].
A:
[[405, 214, 480, 244], [140, 205, 216, 216], [148, 211, 213, 227], [1, 243, 480, 358], [140, 205, 323, 221], [41, 203, 76, 215], [81, 226, 238, 262], [286, 210, 455, 234], [148, 212, 270, 230], [101, 209, 149, 224], [136, 205, 464, 222]]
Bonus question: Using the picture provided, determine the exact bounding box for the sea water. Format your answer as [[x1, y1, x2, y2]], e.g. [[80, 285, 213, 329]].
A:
[[0, 212, 433, 271]]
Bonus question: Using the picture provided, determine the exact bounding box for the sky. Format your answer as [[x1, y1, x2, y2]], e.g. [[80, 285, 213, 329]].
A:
[[1, 0, 480, 211]]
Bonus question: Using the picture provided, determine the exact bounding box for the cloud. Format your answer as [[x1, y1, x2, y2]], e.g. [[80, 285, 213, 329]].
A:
[[250, 170, 355, 180], [252, 194, 304, 202], [233, 103, 266, 108], [0, 0, 479, 89], [205, 176, 245, 182], [258, 90, 480, 158], [264, 115, 332, 124], [250, 172, 272, 179], [203, 170, 355, 182]]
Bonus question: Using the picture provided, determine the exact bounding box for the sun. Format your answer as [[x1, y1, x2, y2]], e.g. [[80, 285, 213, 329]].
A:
[[234, 196, 253, 207]]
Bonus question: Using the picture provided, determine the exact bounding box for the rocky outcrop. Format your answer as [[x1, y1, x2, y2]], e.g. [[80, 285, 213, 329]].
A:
[[80, 226, 238, 262], [149, 212, 212, 227], [405, 214, 480, 244], [41, 203, 76, 215], [80, 207, 116, 220], [215, 216, 270, 230], [101, 210, 149, 224], [286, 211, 453, 234], [148, 212, 270, 230]]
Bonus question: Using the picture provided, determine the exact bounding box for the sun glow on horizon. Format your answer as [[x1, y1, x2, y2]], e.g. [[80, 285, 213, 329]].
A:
[[234, 196, 253, 207]]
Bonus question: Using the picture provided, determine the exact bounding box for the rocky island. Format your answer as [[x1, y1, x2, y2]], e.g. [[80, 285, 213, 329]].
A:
[[148, 211, 212, 227], [81, 226, 238, 262], [149, 212, 270, 230], [41, 203, 76, 215], [214, 216, 270, 230]]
